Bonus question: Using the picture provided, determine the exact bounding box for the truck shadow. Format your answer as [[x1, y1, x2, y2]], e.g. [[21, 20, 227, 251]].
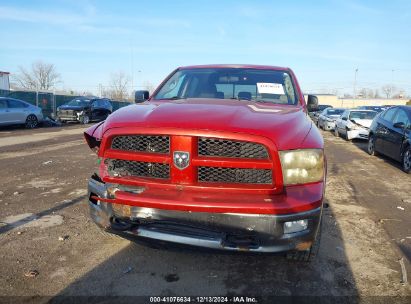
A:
[[0, 195, 86, 235], [50, 203, 360, 301]]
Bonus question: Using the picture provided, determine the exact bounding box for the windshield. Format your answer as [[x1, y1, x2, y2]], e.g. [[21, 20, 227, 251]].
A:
[[67, 98, 91, 107], [349, 111, 377, 120], [153, 68, 299, 105], [326, 109, 345, 116]]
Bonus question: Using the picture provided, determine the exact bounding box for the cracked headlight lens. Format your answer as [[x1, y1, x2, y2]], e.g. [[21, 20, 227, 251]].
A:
[[279, 149, 324, 185]]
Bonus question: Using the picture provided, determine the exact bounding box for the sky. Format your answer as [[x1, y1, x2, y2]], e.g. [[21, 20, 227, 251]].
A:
[[1, 0, 411, 96]]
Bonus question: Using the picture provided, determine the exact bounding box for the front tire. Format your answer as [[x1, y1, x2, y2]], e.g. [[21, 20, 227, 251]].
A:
[[334, 127, 339, 137], [80, 115, 90, 124], [368, 135, 378, 156], [25, 114, 38, 129], [286, 221, 322, 263], [402, 147, 411, 174], [344, 129, 350, 141]]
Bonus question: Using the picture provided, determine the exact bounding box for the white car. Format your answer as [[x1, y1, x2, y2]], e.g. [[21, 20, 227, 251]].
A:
[[334, 109, 377, 140], [317, 108, 345, 131]]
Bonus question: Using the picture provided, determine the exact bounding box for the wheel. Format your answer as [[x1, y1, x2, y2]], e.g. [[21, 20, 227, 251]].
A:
[[25, 114, 38, 129], [80, 115, 90, 124], [402, 146, 411, 173], [286, 221, 322, 262], [344, 129, 350, 141], [368, 135, 378, 156]]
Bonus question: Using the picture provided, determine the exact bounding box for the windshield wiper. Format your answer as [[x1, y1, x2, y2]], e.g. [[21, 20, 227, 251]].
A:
[[230, 97, 269, 103], [251, 99, 269, 103], [168, 96, 183, 100]]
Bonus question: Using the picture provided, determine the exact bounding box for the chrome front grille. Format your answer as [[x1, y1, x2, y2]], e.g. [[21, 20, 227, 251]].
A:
[[106, 159, 170, 179], [111, 135, 170, 154], [198, 167, 272, 184], [198, 137, 268, 159]]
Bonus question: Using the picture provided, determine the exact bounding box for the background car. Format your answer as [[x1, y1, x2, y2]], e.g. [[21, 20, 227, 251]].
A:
[[356, 105, 385, 113], [310, 104, 333, 124], [0, 97, 43, 128], [56, 97, 113, 124], [317, 107, 345, 131], [335, 109, 377, 140], [368, 105, 411, 173]]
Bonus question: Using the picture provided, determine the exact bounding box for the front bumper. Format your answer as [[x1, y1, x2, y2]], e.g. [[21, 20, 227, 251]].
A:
[[87, 177, 323, 253], [57, 112, 81, 122], [323, 121, 336, 130], [347, 128, 369, 140]]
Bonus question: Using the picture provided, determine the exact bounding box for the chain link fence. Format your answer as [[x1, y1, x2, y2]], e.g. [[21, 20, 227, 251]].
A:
[[0, 89, 132, 118]]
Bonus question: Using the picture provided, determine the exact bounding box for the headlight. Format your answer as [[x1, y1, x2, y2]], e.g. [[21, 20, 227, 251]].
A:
[[348, 123, 360, 130], [77, 111, 84, 116], [279, 149, 324, 185]]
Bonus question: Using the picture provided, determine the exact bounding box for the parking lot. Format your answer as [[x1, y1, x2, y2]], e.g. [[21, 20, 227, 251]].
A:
[[0, 124, 410, 301]]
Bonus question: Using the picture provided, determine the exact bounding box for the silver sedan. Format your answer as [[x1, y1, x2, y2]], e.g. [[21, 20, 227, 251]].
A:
[[0, 97, 43, 128]]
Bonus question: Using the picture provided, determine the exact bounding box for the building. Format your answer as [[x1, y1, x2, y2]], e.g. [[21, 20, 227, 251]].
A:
[[305, 93, 407, 108], [0, 71, 10, 90]]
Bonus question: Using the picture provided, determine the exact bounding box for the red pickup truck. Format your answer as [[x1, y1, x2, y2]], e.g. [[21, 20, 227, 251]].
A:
[[84, 65, 325, 261]]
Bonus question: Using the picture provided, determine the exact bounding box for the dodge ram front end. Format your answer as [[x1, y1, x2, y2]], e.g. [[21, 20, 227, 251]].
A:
[[84, 65, 325, 261]]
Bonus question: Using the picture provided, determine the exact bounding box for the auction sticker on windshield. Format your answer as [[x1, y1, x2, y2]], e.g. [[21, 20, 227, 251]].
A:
[[257, 83, 285, 94]]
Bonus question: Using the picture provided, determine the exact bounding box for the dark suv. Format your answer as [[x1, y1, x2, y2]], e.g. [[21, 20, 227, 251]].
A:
[[56, 97, 113, 124]]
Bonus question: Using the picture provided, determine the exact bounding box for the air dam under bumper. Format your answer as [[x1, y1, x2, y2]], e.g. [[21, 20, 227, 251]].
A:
[[88, 177, 322, 253]]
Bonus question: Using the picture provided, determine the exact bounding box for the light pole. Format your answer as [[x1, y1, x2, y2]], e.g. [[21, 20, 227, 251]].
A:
[[353, 68, 358, 99]]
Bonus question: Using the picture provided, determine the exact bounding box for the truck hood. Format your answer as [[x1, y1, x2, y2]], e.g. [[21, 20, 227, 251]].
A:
[[102, 99, 314, 150]]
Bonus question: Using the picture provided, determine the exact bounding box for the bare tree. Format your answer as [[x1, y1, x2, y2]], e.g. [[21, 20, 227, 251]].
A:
[[382, 85, 393, 98], [13, 61, 61, 90], [105, 72, 130, 100]]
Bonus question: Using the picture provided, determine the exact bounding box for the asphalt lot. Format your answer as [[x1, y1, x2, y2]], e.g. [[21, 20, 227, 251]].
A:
[[0, 124, 410, 301]]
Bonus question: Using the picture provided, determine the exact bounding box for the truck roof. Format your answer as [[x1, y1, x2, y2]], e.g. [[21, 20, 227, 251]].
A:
[[178, 64, 290, 71]]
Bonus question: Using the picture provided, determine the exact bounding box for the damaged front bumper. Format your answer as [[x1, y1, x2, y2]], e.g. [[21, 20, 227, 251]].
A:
[[87, 176, 322, 253], [347, 128, 369, 140]]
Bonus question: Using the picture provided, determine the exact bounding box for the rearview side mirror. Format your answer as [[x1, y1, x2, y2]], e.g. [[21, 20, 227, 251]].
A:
[[135, 90, 150, 103], [393, 122, 405, 129], [307, 95, 319, 112]]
